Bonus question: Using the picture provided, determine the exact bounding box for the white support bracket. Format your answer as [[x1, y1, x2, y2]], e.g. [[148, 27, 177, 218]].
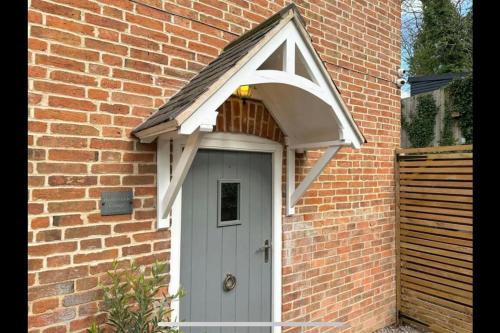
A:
[[160, 125, 212, 219], [286, 144, 341, 215]]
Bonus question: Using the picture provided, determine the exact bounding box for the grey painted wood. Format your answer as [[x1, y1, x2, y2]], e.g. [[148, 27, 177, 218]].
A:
[[180, 149, 272, 333]]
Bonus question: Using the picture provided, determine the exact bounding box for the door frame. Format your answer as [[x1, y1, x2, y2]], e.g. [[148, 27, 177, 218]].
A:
[[168, 132, 283, 333]]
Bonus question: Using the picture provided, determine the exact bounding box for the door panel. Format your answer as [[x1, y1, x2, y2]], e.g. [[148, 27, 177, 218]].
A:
[[180, 149, 272, 333]]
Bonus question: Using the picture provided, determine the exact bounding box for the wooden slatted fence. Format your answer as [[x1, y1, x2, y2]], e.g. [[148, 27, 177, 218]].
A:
[[395, 145, 473, 333]]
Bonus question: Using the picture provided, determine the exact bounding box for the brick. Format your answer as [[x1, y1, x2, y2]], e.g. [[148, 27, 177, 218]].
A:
[[65, 225, 111, 239], [31, 26, 81, 46], [114, 221, 151, 233], [100, 103, 129, 115], [47, 255, 71, 267], [62, 289, 103, 306], [34, 109, 87, 122], [85, 38, 128, 56], [105, 235, 130, 247], [47, 200, 96, 213], [85, 13, 128, 31], [90, 139, 134, 150], [29, 281, 74, 301], [31, 217, 50, 229], [48, 149, 98, 162], [37, 163, 87, 174], [36, 136, 88, 148], [50, 71, 98, 86], [125, 12, 163, 31], [48, 176, 97, 186], [45, 15, 94, 36], [88, 88, 109, 101], [78, 302, 98, 316], [112, 91, 154, 106], [29, 241, 77, 256], [50, 44, 99, 61], [31, 0, 80, 18], [42, 325, 67, 333], [122, 244, 151, 256], [123, 175, 154, 185], [91, 163, 133, 174], [48, 96, 97, 111], [28, 38, 48, 51], [33, 188, 86, 201], [32, 298, 59, 314], [80, 238, 102, 250], [74, 249, 118, 264], [75, 277, 98, 291], [28, 258, 44, 271], [28, 308, 76, 329], [53, 214, 83, 227], [35, 230, 62, 242], [51, 123, 99, 136], [38, 266, 89, 285], [69, 313, 106, 331], [121, 34, 160, 50], [33, 81, 85, 98]]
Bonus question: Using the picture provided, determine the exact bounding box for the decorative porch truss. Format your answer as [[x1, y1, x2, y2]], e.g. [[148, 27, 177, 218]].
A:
[[132, 4, 366, 227]]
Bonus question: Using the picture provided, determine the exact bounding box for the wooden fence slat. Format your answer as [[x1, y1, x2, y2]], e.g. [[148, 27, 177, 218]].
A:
[[396, 144, 472, 154], [399, 160, 473, 167], [401, 217, 472, 232], [399, 192, 473, 203], [400, 235, 472, 255], [400, 254, 472, 276], [400, 248, 472, 269], [401, 268, 472, 291], [400, 242, 472, 261], [400, 223, 473, 240], [400, 198, 472, 211], [400, 229, 473, 247], [400, 205, 473, 217], [400, 167, 472, 174], [400, 211, 472, 224], [400, 180, 473, 188], [400, 173, 472, 180], [401, 278, 472, 305], [403, 288, 472, 315], [400, 186, 473, 196], [402, 261, 472, 284]]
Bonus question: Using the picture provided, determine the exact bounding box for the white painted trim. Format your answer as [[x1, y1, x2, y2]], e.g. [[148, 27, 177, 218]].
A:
[[167, 133, 283, 333], [157, 138, 171, 229], [288, 139, 351, 150], [290, 145, 341, 208], [160, 126, 212, 219], [286, 146, 295, 216]]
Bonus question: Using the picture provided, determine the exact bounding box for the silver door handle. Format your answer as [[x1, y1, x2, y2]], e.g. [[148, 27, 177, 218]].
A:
[[259, 240, 271, 263]]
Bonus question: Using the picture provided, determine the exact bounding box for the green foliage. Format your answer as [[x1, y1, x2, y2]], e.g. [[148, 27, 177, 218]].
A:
[[87, 320, 103, 333], [89, 260, 185, 333], [445, 75, 473, 143], [439, 102, 456, 146], [402, 94, 439, 148], [409, 0, 472, 75]]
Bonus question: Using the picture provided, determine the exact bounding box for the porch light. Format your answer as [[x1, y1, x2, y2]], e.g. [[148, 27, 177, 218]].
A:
[[235, 84, 252, 99]]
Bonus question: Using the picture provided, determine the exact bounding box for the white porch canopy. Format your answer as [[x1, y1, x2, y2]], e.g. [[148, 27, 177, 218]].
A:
[[132, 4, 365, 226]]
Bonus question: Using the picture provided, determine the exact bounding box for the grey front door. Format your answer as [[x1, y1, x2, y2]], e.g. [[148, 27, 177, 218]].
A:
[[180, 149, 272, 333]]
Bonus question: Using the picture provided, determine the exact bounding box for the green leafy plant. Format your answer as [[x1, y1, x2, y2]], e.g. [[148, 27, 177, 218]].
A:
[[89, 260, 185, 333], [87, 320, 103, 333], [445, 75, 472, 144], [439, 99, 456, 146], [402, 93, 439, 148]]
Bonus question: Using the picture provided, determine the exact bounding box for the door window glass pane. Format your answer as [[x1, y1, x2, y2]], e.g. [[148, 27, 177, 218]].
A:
[[218, 180, 240, 226]]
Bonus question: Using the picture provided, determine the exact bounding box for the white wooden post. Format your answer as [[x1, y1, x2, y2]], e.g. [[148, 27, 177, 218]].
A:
[[157, 138, 171, 228], [290, 145, 341, 208], [160, 125, 212, 219], [286, 146, 295, 216]]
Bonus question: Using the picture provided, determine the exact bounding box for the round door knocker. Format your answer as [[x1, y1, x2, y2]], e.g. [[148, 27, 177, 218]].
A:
[[223, 273, 237, 292]]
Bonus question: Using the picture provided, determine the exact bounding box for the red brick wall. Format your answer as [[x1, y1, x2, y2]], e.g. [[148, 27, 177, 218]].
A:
[[28, 1, 401, 332]]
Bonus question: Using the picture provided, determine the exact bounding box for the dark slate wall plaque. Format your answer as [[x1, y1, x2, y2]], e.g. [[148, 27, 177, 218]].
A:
[[101, 191, 133, 216]]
